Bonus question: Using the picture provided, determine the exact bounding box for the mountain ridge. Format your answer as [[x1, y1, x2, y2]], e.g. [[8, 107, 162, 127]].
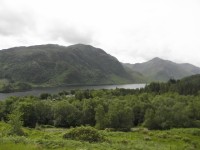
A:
[[123, 57, 200, 82], [0, 44, 138, 92], [0, 44, 200, 92]]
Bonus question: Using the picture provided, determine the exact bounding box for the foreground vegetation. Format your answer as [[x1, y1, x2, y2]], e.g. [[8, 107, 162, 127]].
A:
[[1, 121, 200, 150], [1, 89, 200, 131], [1, 75, 200, 149]]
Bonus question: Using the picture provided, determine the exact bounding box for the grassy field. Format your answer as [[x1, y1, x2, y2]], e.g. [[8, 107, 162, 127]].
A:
[[0, 121, 200, 150]]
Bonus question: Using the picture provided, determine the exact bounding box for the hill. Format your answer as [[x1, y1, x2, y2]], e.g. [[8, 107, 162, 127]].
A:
[[124, 57, 200, 82], [145, 74, 200, 95], [176, 74, 200, 95], [0, 44, 135, 91]]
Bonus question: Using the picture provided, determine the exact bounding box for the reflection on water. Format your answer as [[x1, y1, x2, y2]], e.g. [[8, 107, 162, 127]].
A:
[[0, 84, 146, 100]]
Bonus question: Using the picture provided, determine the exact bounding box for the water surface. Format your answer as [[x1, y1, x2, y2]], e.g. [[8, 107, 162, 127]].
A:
[[0, 84, 145, 100]]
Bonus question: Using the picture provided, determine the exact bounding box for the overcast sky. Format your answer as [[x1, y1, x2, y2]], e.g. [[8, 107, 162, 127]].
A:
[[0, 0, 200, 66]]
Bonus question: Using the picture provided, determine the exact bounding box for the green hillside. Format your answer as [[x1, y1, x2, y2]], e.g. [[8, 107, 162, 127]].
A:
[[124, 57, 200, 82], [0, 44, 135, 92], [145, 74, 200, 95]]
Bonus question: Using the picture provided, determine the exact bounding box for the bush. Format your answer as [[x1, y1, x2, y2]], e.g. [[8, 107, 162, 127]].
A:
[[40, 93, 51, 99], [36, 139, 65, 149], [188, 129, 200, 136], [182, 137, 191, 143], [63, 126, 105, 143], [8, 111, 25, 136], [10, 136, 28, 144]]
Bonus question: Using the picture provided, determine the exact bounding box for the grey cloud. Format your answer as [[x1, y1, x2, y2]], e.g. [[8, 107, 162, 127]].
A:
[[126, 46, 172, 62], [0, 3, 35, 36], [49, 25, 93, 44]]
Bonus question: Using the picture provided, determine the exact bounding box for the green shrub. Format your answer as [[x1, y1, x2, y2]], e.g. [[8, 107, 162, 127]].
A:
[[10, 136, 28, 144], [40, 93, 51, 99], [182, 137, 191, 143], [144, 136, 151, 141], [190, 129, 200, 136], [157, 133, 169, 139], [35, 139, 65, 149], [171, 135, 182, 140], [63, 126, 105, 143], [104, 128, 115, 132], [8, 111, 25, 136]]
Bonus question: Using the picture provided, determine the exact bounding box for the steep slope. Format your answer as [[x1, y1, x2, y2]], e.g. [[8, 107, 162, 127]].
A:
[[0, 44, 134, 88], [126, 57, 200, 82], [145, 74, 200, 95], [122, 63, 147, 83], [180, 74, 200, 85]]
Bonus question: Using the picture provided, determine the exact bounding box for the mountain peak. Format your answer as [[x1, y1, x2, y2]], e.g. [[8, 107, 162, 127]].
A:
[[0, 44, 133, 86], [69, 43, 91, 48], [130, 57, 200, 82], [150, 57, 164, 62]]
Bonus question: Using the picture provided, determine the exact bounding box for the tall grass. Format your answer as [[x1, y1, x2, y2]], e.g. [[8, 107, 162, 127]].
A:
[[0, 121, 200, 150]]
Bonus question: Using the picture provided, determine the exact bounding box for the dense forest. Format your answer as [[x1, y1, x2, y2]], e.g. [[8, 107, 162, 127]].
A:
[[1, 74, 200, 132], [1, 74, 200, 149]]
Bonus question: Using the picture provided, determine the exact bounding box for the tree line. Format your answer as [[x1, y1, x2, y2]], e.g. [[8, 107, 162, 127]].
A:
[[0, 86, 200, 131]]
